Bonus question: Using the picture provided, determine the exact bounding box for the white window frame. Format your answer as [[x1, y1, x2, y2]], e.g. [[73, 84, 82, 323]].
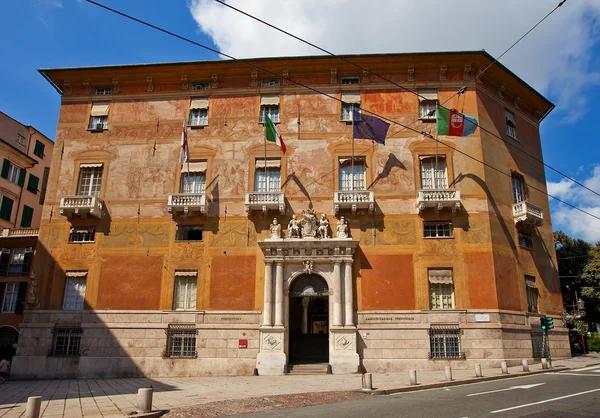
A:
[[189, 108, 208, 126], [62, 276, 87, 311], [424, 221, 453, 238], [173, 275, 197, 310], [7, 162, 20, 184], [181, 172, 206, 194], [1, 282, 19, 313], [78, 166, 103, 197], [8, 248, 26, 275], [89, 115, 108, 130], [255, 167, 281, 193], [339, 158, 366, 191], [420, 156, 448, 189], [512, 174, 525, 204], [69, 228, 96, 244], [340, 103, 356, 122], [259, 105, 280, 123], [429, 282, 455, 309], [94, 87, 112, 95], [340, 76, 360, 85], [505, 109, 517, 139]]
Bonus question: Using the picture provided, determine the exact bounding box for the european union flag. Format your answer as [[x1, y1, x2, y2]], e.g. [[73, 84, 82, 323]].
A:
[[352, 109, 390, 145]]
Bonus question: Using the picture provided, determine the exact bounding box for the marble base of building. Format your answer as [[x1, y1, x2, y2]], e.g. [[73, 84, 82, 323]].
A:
[[11, 309, 569, 379]]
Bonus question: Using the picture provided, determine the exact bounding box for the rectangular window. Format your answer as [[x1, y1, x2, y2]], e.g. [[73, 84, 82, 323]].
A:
[[1, 283, 19, 313], [39, 167, 50, 205], [88, 102, 109, 130], [180, 161, 207, 194], [1, 159, 24, 186], [254, 159, 281, 192], [424, 221, 452, 238], [189, 97, 209, 126], [429, 269, 454, 309], [505, 109, 517, 139], [173, 272, 197, 310], [526, 275, 538, 313], [164, 324, 197, 358], [0, 196, 14, 222], [341, 76, 360, 85], [512, 173, 525, 204], [192, 82, 210, 90], [6, 247, 32, 275], [62, 273, 87, 310], [69, 228, 96, 243], [419, 89, 438, 120], [94, 87, 112, 95], [27, 174, 39, 194], [429, 327, 464, 359], [420, 156, 448, 189], [50, 327, 82, 356], [259, 95, 280, 123], [17, 134, 25, 146], [340, 92, 360, 121], [176, 226, 203, 242], [519, 232, 533, 249], [261, 79, 281, 87], [20, 205, 33, 228], [34, 140, 45, 158], [339, 157, 366, 190], [77, 164, 103, 196]]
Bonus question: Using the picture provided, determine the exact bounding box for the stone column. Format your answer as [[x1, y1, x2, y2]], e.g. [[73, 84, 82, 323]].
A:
[[333, 261, 342, 326], [344, 261, 354, 326], [274, 261, 284, 326], [263, 261, 273, 326]]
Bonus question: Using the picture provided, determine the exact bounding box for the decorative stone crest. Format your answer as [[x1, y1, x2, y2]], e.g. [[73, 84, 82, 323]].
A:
[[301, 209, 318, 238], [464, 65, 472, 80], [269, 218, 281, 239], [336, 216, 349, 238], [282, 69, 289, 86], [251, 71, 258, 87], [407, 67, 415, 82], [317, 213, 329, 239], [440, 65, 447, 81], [498, 83, 507, 99], [331, 68, 337, 84], [181, 75, 189, 90], [515, 96, 522, 109], [263, 334, 281, 351], [336, 335, 354, 350]]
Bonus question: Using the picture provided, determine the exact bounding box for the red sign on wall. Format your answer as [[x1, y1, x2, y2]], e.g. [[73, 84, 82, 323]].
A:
[[238, 339, 248, 349]]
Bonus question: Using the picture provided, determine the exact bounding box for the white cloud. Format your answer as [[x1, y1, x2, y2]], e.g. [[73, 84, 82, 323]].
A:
[[548, 165, 600, 243], [189, 0, 600, 122]]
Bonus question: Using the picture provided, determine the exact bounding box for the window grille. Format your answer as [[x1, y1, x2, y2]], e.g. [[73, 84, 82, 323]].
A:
[[340, 76, 360, 85], [420, 157, 448, 189], [164, 324, 197, 358], [519, 232, 533, 249], [78, 166, 103, 196], [192, 82, 210, 90], [339, 158, 366, 190], [424, 221, 452, 238], [50, 326, 83, 356], [261, 79, 281, 87], [69, 228, 96, 243], [429, 326, 465, 359], [259, 105, 279, 123]]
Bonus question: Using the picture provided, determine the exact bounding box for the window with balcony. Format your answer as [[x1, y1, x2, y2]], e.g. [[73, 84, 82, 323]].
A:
[[0, 247, 32, 276], [180, 161, 207, 194], [1, 159, 25, 186], [418, 89, 438, 120], [88, 102, 109, 130], [526, 275, 538, 313], [512, 173, 525, 204], [164, 324, 197, 358], [429, 269, 454, 309], [340, 76, 360, 85], [173, 271, 197, 310], [429, 326, 464, 359], [78, 164, 103, 196], [0, 282, 27, 313], [254, 158, 281, 192], [420, 156, 447, 189], [424, 221, 453, 238], [176, 226, 203, 241], [62, 272, 87, 310], [189, 98, 209, 126], [339, 157, 366, 190], [69, 227, 96, 243], [259, 95, 280, 123], [50, 326, 82, 356], [505, 109, 517, 139], [340, 92, 360, 121]]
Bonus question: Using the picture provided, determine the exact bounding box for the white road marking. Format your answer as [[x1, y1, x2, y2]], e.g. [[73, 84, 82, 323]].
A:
[[467, 383, 545, 397], [490, 387, 600, 414], [570, 365, 600, 372], [557, 372, 600, 377]]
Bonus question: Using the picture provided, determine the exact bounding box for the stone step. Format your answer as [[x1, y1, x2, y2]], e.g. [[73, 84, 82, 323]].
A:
[[287, 363, 329, 375]]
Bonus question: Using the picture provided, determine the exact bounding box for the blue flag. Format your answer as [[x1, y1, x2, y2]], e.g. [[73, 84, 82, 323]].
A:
[[353, 109, 390, 145]]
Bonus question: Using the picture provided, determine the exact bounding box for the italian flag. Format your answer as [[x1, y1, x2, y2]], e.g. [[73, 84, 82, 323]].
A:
[[265, 115, 286, 154], [437, 107, 478, 136]]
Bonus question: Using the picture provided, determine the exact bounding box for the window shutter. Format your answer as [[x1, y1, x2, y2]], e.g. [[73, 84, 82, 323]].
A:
[[0, 283, 5, 307], [17, 168, 26, 187], [0, 197, 13, 222], [20, 206, 33, 228], [0, 249, 10, 275], [1, 159, 9, 179], [34, 141, 45, 158], [14, 282, 28, 313], [21, 247, 33, 275], [39, 167, 50, 205], [27, 175, 39, 194]]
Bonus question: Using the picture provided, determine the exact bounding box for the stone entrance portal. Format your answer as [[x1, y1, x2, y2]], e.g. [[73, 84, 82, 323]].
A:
[[289, 274, 329, 364]]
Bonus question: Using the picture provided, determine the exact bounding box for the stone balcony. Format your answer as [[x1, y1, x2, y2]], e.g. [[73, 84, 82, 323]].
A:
[[245, 192, 285, 215], [513, 201, 544, 227], [0, 228, 39, 238], [416, 188, 461, 213], [168, 193, 208, 216], [60, 195, 105, 219], [333, 190, 375, 214]]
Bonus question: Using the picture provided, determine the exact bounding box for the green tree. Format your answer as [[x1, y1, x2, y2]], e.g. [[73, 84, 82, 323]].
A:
[[581, 241, 600, 327], [555, 230, 591, 310]]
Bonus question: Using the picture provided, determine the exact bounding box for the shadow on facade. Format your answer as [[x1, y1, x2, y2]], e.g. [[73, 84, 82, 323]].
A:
[[10, 240, 176, 393], [369, 152, 406, 189]]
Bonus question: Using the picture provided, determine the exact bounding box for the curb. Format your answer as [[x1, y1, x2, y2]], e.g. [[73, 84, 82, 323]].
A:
[[127, 411, 167, 418], [363, 366, 572, 395]]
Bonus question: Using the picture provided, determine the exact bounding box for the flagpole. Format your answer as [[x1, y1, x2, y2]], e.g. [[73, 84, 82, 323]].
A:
[[264, 114, 267, 193], [351, 104, 355, 192], [435, 104, 439, 189]]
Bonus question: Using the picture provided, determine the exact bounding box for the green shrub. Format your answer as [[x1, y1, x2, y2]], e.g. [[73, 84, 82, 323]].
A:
[[587, 332, 600, 352]]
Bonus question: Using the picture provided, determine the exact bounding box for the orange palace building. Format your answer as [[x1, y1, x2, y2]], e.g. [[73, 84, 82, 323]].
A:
[[12, 51, 568, 378]]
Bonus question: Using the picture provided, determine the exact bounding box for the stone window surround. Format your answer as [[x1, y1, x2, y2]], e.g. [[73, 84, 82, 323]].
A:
[[409, 142, 455, 192], [69, 150, 117, 201], [172, 146, 216, 195]]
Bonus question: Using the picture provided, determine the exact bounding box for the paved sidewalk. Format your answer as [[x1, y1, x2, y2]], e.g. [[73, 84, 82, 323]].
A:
[[1, 355, 598, 417]]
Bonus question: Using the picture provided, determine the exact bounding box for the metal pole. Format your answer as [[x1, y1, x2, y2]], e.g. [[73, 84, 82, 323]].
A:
[[264, 116, 267, 193], [546, 329, 553, 367], [435, 104, 439, 188], [351, 104, 355, 191]]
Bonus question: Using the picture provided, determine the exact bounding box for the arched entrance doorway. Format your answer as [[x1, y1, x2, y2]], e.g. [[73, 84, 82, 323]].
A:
[[0, 326, 18, 361], [288, 274, 329, 364]]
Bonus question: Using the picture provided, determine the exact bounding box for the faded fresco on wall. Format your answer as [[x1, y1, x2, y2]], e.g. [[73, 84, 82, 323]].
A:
[[110, 99, 187, 123], [360, 219, 416, 246], [285, 140, 333, 197], [106, 223, 169, 248]]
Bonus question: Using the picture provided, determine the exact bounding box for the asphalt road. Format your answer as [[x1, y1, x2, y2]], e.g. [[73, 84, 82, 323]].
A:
[[236, 365, 600, 417]]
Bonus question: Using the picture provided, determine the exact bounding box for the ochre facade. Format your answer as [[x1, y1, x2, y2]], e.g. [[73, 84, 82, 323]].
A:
[[12, 52, 568, 378]]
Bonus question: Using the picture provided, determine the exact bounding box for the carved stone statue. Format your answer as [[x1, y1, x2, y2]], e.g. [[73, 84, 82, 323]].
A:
[[317, 213, 329, 239], [336, 216, 349, 239], [27, 273, 39, 308], [288, 214, 301, 238], [303, 260, 314, 274], [300, 209, 317, 238], [269, 218, 281, 239]]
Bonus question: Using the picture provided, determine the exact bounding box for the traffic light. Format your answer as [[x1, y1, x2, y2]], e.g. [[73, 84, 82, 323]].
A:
[[546, 317, 554, 330], [540, 315, 548, 330]]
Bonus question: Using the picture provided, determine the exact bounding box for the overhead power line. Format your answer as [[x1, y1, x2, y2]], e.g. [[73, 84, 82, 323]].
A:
[[83, 0, 600, 223]]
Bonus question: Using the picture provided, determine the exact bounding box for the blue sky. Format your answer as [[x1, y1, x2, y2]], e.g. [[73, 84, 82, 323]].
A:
[[1, 0, 599, 241]]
